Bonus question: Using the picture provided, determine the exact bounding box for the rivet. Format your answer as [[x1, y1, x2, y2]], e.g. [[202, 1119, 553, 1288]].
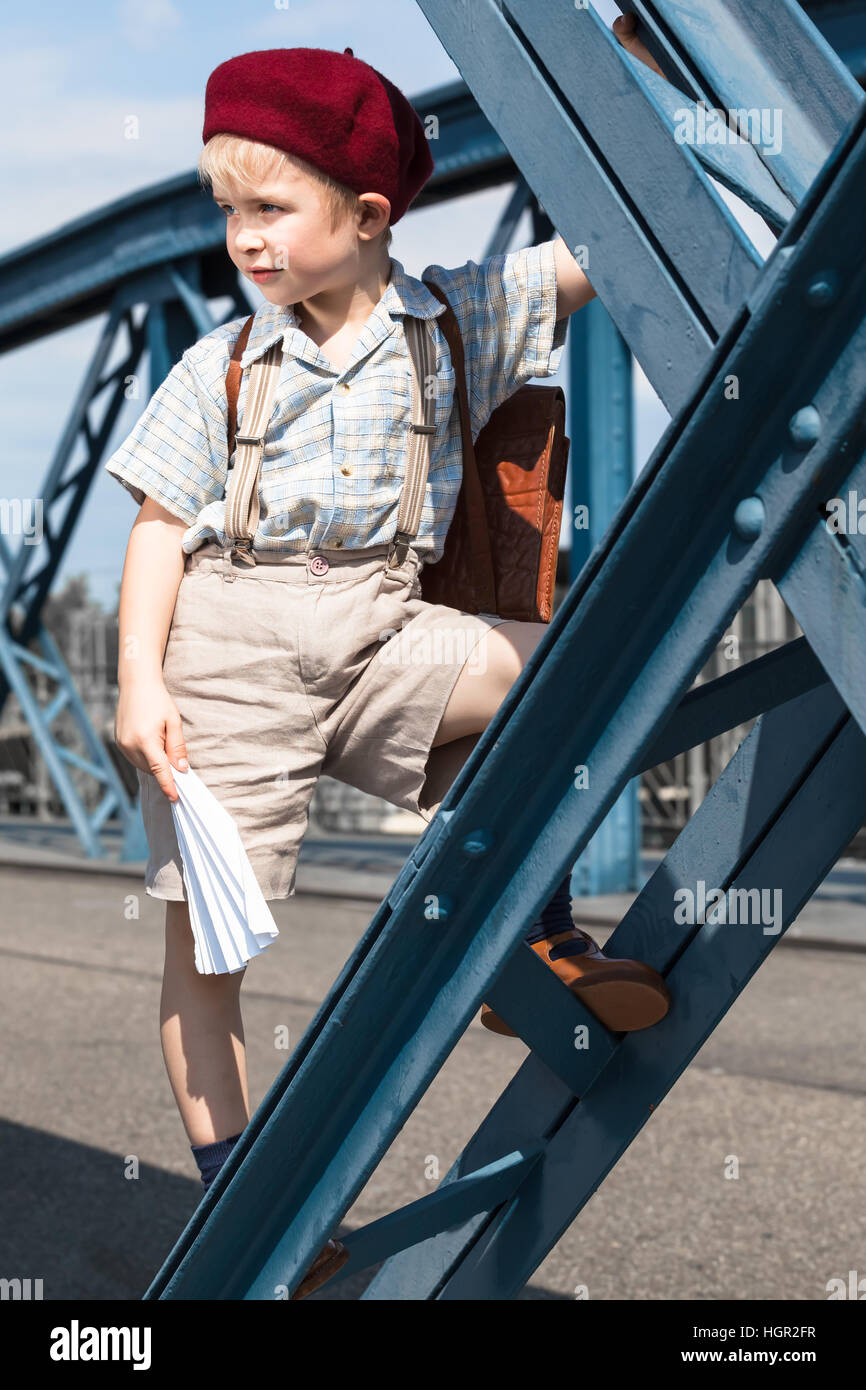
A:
[[732, 496, 765, 542], [462, 829, 492, 856], [789, 405, 821, 450], [805, 272, 839, 308]]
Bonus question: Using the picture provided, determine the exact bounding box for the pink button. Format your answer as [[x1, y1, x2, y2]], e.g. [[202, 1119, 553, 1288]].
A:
[[309, 555, 329, 575]]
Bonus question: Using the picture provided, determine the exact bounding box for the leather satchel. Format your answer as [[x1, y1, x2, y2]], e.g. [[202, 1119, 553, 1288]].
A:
[[419, 279, 569, 623], [223, 283, 570, 623]]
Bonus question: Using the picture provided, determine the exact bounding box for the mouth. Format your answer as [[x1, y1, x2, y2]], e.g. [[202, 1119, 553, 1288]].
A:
[[249, 267, 280, 277]]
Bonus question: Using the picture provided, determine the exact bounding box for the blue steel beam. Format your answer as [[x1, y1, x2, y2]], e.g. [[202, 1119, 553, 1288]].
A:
[[507, 0, 761, 324], [635, 0, 864, 201], [635, 2, 866, 89], [0, 295, 143, 630], [569, 297, 640, 894], [143, 95, 866, 1301], [774, 449, 866, 740], [414, 0, 862, 414], [619, 54, 795, 230], [810, 0, 866, 84], [415, 0, 751, 413], [332, 1147, 544, 1281], [0, 621, 135, 856], [639, 636, 828, 769], [368, 680, 864, 1296]]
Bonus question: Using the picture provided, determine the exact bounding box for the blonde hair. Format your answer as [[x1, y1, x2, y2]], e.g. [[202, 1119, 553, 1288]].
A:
[[198, 133, 392, 246]]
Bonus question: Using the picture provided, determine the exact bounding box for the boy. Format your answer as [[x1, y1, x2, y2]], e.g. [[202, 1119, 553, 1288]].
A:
[[107, 27, 669, 1299]]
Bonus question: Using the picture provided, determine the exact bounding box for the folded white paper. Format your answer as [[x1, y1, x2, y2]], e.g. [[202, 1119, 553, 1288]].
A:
[[167, 765, 279, 975]]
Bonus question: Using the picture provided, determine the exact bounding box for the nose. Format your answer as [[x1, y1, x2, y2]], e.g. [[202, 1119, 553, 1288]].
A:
[[234, 228, 265, 252]]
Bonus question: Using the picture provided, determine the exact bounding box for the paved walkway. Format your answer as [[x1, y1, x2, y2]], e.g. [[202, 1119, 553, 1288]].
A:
[[1, 860, 864, 1301]]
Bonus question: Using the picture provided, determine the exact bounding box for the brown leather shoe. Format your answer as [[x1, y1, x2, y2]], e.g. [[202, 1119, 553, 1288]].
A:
[[290, 1238, 350, 1299], [480, 925, 671, 1036]]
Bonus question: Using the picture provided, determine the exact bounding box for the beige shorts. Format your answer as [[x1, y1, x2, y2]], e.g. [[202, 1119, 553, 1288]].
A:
[[137, 540, 509, 902]]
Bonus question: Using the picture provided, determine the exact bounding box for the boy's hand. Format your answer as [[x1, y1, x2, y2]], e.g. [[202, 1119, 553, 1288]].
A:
[[115, 679, 189, 802], [612, 10, 666, 79]]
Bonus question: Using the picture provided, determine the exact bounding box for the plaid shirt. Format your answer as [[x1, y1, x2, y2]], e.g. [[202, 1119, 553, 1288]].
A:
[[104, 239, 568, 565]]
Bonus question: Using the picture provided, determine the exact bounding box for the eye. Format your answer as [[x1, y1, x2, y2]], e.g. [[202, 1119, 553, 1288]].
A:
[[218, 203, 281, 216]]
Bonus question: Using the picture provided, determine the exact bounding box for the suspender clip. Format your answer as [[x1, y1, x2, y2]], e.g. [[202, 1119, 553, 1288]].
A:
[[229, 536, 256, 567], [387, 531, 412, 569]]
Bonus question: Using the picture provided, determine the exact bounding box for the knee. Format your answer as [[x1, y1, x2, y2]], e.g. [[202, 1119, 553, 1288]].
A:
[[163, 903, 245, 988], [486, 621, 547, 697]]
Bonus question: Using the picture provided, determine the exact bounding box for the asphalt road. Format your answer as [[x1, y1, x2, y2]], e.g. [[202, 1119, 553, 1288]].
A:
[[1, 863, 864, 1301]]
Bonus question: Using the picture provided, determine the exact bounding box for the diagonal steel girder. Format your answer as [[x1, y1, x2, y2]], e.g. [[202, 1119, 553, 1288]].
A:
[[144, 91, 866, 1299], [364, 682, 866, 1296], [631, 0, 864, 203], [414, 0, 863, 414]]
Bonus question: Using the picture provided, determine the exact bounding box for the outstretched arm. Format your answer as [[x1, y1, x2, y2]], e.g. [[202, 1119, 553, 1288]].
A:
[[553, 238, 597, 321]]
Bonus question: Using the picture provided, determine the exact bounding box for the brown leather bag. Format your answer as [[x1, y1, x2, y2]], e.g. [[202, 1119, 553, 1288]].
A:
[[419, 279, 569, 623], [223, 287, 570, 623]]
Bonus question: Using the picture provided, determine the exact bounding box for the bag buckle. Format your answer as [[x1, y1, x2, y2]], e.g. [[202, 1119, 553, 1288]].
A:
[[235, 434, 266, 448]]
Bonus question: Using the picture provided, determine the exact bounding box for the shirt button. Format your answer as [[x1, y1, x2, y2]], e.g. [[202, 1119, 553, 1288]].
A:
[[337, 381, 351, 393], [333, 538, 343, 547], [341, 466, 351, 475]]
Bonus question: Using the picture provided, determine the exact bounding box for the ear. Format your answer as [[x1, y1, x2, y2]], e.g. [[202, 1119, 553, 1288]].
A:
[[357, 193, 391, 241]]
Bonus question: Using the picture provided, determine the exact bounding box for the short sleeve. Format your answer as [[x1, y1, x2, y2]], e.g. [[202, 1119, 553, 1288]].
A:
[[423, 239, 568, 440], [103, 349, 228, 526]]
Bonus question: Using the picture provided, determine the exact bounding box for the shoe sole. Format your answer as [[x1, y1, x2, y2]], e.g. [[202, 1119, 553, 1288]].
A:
[[481, 972, 672, 1036], [570, 973, 672, 1032]]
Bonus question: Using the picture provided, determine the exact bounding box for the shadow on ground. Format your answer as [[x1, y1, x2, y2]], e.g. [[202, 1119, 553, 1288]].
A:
[[1, 1119, 565, 1300]]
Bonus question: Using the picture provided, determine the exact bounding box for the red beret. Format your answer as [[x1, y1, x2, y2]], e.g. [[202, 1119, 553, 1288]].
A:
[[202, 47, 434, 224]]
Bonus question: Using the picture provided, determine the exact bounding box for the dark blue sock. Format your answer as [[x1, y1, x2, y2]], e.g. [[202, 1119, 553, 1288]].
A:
[[191, 1131, 243, 1189], [525, 872, 577, 944]]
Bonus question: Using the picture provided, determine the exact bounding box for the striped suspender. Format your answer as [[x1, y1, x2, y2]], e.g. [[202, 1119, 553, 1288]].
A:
[[222, 316, 437, 569], [387, 316, 437, 569], [222, 340, 283, 567]]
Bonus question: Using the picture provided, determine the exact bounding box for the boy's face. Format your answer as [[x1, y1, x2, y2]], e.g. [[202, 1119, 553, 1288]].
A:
[[212, 156, 381, 308]]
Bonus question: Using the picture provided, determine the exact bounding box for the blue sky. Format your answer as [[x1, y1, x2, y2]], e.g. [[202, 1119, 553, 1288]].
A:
[[2, 0, 774, 610]]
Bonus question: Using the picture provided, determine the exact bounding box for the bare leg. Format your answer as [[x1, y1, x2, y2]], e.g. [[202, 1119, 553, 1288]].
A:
[[422, 732, 482, 813], [430, 621, 548, 747], [422, 622, 548, 809], [160, 899, 250, 1147]]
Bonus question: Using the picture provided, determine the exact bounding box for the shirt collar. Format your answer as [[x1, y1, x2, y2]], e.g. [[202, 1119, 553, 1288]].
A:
[[380, 259, 448, 323], [238, 259, 446, 368], [239, 301, 298, 369]]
